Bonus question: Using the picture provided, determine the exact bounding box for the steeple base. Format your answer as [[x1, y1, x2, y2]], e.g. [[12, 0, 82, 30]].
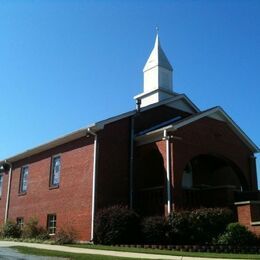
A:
[[134, 89, 176, 108]]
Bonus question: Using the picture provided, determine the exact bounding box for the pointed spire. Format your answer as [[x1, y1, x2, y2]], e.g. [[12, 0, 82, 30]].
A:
[[143, 32, 173, 72], [134, 32, 175, 108]]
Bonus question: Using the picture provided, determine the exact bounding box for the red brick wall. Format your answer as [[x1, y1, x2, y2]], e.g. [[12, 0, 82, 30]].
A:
[[236, 203, 260, 236], [237, 204, 251, 226], [8, 136, 94, 241], [171, 117, 253, 208], [96, 117, 131, 210]]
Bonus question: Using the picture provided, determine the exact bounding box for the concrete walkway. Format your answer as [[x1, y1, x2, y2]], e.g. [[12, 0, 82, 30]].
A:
[[0, 241, 242, 260]]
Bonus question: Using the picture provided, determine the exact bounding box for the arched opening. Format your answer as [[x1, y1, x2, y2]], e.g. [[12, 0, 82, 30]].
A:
[[134, 144, 166, 216], [181, 154, 249, 209]]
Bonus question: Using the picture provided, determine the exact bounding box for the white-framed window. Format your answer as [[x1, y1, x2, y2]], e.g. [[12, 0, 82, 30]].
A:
[[50, 155, 61, 187], [20, 166, 29, 193], [0, 174, 3, 197], [17, 217, 24, 229], [47, 214, 56, 235]]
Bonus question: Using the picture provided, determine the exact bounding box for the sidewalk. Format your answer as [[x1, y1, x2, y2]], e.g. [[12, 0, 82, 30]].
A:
[[0, 241, 240, 260]]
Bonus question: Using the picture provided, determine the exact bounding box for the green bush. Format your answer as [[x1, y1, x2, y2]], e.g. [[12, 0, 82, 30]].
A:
[[35, 227, 50, 240], [168, 210, 191, 244], [94, 205, 140, 245], [22, 217, 49, 239], [140, 216, 168, 244], [189, 208, 234, 244], [217, 222, 259, 246], [1, 221, 21, 238], [54, 228, 76, 245], [168, 208, 234, 244]]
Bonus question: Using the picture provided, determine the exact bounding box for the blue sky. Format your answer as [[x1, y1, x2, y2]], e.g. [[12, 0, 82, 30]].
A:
[[0, 0, 260, 185]]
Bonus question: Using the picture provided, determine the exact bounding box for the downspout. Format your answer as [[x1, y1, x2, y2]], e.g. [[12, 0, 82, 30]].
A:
[[129, 116, 134, 209], [88, 128, 98, 241], [163, 130, 172, 215], [4, 161, 12, 223], [129, 99, 141, 209]]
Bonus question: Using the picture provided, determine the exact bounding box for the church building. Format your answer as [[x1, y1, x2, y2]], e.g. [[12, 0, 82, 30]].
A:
[[0, 34, 259, 241]]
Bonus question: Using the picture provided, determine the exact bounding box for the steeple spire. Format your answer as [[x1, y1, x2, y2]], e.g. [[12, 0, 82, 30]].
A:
[[143, 32, 173, 73], [134, 33, 175, 107]]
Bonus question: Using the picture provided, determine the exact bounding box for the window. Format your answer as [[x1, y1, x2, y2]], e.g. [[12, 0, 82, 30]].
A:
[[47, 214, 56, 234], [20, 166, 29, 193], [0, 175, 3, 198], [50, 156, 60, 187], [17, 217, 24, 229]]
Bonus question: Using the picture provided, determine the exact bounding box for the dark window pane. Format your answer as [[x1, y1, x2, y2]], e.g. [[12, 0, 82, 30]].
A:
[[52, 157, 60, 186], [21, 166, 28, 192]]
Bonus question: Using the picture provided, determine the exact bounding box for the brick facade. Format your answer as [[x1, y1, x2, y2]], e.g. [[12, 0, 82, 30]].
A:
[[0, 104, 258, 240], [172, 117, 254, 209], [236, 202, 260, 236], [7, 137, 94, 241]]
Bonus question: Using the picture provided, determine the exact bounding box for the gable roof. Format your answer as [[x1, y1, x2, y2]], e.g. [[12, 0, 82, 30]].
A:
[[136, 106, 260, 153], [0, 94, 198, 165]]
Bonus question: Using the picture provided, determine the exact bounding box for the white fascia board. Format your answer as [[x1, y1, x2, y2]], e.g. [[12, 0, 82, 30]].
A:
[[0, 110, 138, 165], [0, 123, 102, 165], [135, 131, 164, 146], [181, 94, 201, 113], [0, 96, 201, 165], [217, 107, 260, 153], [172, 107, 220, 130], [136, 107, 259, 153], [138, 94, 200, 114], [95, 110, 135, 128]]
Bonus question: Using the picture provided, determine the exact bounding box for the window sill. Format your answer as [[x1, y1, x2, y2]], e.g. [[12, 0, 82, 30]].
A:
[[18, 192, 27, 196], [49, 185, 59, 190]]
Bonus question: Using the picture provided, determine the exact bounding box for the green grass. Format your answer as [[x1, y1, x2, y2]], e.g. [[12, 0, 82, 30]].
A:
[[68, 244, 260, 259], [12, 246, 138, 260]]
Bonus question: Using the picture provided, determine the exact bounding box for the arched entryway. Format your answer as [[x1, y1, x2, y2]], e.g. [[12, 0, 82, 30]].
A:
[[180, 154, 249, 209]]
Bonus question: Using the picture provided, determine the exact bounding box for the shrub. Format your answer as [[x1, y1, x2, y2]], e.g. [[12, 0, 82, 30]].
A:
[[94, 205, 140, 245], [54, 228, 76, 245], [217, 222, 259, 246], [168, 208, 234, 244], [168, 210, 191, 244], [1, 221, 21, 238], [188, 208, 234, 244], [22, 217, 49, 239], [140, 216, 168, 244], [35, 227, 50, 240]]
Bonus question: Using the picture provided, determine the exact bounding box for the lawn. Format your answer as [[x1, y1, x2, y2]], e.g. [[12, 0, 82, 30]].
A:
[[68, 244, 260, 259], [13, 246, 137, 260]]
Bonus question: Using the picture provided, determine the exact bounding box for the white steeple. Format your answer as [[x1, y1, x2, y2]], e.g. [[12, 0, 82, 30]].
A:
[[134, 32, 175, 107]]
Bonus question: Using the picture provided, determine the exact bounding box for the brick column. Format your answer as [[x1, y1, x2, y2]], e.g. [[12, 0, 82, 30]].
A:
[[235, 201, 260, 236]]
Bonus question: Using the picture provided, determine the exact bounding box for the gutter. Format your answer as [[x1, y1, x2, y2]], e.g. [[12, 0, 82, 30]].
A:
[[129, 99, 141, 209], [129, 116, 135, 209], [4, 161, 12, 223], [87, 128, 99, 241]]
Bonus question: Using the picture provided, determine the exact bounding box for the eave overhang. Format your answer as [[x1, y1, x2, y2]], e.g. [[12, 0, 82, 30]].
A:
[[0, 92, 202, 166], [135, 106, 260, 153]]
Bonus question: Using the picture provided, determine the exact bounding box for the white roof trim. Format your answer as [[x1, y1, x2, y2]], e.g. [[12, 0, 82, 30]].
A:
[[136, 106, 260, 153], [138, 94, 200, 114], [1, 94, 200, 165], [0, 123, 101, 164]]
